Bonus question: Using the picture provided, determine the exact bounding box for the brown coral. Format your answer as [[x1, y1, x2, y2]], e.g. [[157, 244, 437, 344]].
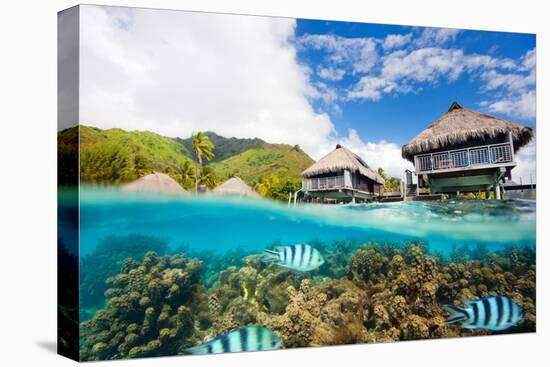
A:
[[80, 252, 210, 361]]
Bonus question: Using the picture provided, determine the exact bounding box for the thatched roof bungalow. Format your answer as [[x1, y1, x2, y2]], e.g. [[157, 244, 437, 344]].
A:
[[121, 172, 188, 195], [402, 101, 534, 161], [301, 144, 384, 204], [402, 102, 534, 199], [212, 177, 260, 198]]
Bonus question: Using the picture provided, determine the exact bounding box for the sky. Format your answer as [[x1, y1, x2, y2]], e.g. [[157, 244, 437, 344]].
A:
[[72, 5, 536, 181]]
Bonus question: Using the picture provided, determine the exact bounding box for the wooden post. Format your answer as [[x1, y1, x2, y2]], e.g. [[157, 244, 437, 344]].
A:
[[509, 131, 515, 162], [495, 184, 501, 200]]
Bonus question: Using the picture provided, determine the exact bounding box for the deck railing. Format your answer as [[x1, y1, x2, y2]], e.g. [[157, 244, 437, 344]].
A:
[[415, 142, 514, 174], [302, 175, 347, 191]]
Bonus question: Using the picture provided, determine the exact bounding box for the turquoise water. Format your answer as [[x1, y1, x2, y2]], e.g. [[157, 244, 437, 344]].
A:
[[68, 186, 537, 358], [74, 187, 536, 257]]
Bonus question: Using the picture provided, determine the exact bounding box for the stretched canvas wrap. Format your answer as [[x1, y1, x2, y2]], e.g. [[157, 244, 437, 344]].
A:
[[58, 4, 537, 362]]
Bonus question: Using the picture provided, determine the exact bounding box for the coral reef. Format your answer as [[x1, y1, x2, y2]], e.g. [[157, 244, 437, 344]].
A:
[[80, 235, 168, 310], [204, 254, 306, 339], [80, 241, 536, 360], [259, 278, 369, 347], [80, 252, 209, 361]]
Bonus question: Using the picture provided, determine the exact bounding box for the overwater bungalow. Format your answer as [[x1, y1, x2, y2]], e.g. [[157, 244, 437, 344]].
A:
[[212, 176, 260, 198], [122, 172, 188, 195], [301, 144, 385, 203], [401, 102, 534, 199]]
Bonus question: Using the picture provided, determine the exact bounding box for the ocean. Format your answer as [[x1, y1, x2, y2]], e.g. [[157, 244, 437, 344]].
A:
[[75, 187, 535, 257], [59, 187, 536, 360]]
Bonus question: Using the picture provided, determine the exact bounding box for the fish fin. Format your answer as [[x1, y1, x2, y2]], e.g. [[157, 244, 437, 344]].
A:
[[183, 344, 210, 355], [443, 304, 469, 324], [261, 249, 280, 263]]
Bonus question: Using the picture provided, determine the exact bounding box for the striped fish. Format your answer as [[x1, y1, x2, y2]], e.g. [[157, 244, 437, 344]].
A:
[[443, 296, 523, 331], [184, 326, 281, 355], [263, 244, 325, 272]]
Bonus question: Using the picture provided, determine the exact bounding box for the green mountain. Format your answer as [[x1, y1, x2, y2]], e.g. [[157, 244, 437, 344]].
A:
[[177, 132, 267, 162], [58, 126, 192, 185], [58, 125, 314, 198], [211, 144, 314, 186]]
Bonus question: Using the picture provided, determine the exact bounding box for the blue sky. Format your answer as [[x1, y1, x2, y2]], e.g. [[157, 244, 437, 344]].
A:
[[78, 5, 536, 180], [295, 19, 536, 146]]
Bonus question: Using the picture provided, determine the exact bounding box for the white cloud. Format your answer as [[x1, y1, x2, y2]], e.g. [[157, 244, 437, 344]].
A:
[[416, 27, 461, 47], [80, 5, 335, 159], [480, 69, 535, 92], [478, 48, 536, 120], [347, 76, 400, 101], [317, 66, 346, 81], [521, 48, 536, 71], [346, 48, 475, 101], [511, 140, 536, 184], [382, 33, 412, 50], [300, 30, 535, 126], [381, 48, 466, 83], [299, 34, 379, 73], [307, 81, 339, 104], [484, 90, 536, 120], [337, 129, 413, 177]]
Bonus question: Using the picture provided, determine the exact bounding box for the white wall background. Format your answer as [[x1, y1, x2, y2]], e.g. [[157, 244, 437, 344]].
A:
[[0, 0, 547, 366]]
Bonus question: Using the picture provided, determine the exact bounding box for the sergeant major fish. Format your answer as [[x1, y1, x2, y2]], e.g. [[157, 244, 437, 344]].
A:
[[443, 295, 523, 331], [263, 244, 325, 272], [184, 326, 281, 355]]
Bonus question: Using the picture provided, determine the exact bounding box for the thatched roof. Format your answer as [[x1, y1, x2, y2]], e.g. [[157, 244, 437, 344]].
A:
[[121, 172, 187, 195], [402, 102, 534, 162], [212, 177, 260, 198], [302, 145, 385, 184]]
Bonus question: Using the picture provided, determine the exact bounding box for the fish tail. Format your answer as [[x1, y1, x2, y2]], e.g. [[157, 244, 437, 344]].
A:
[[443, 304, 469, 324], [183, 344, 210, 355], [261, 249, 280, 263]]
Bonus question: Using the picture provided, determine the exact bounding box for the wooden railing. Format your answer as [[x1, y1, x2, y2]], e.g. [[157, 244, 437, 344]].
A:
[[302, 175, 347, 191], [415, 142, 513, 174]]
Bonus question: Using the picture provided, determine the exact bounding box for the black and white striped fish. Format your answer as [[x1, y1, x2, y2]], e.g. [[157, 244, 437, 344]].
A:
[[184, 326, 281, 355], [443, 296, 523, 331], [263, 244, 325, 272]]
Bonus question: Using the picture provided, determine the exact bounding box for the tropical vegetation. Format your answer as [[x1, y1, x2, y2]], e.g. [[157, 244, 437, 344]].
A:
[[191, 131, 215, 192], [377, 168, 401, 193], [58, 126, 314, 200]]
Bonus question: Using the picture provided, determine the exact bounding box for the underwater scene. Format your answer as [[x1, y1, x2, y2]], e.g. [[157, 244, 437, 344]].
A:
[[64, 188, 535, 361]]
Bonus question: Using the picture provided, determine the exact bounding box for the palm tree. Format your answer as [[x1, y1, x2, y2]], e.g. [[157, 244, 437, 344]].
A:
[[199, 166, 219, 189], [175, 160, 195, 190], [191, 131, 215, 192]]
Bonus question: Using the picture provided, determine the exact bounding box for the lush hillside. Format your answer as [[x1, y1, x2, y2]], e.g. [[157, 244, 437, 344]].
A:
[[79, 125, 192, 164], [58, 126, 193, 185], [211, 144, 314, 186], [177, 132, 267, 162], [58, 126, 314, 199]]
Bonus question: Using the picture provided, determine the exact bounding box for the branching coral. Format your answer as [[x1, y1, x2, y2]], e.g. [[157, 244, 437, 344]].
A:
[[80, 235, 168, 310], [80, 252, 209, 361]]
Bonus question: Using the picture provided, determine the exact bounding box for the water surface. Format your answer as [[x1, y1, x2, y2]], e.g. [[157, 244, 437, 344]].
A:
[[72, 187, 536, 257]]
